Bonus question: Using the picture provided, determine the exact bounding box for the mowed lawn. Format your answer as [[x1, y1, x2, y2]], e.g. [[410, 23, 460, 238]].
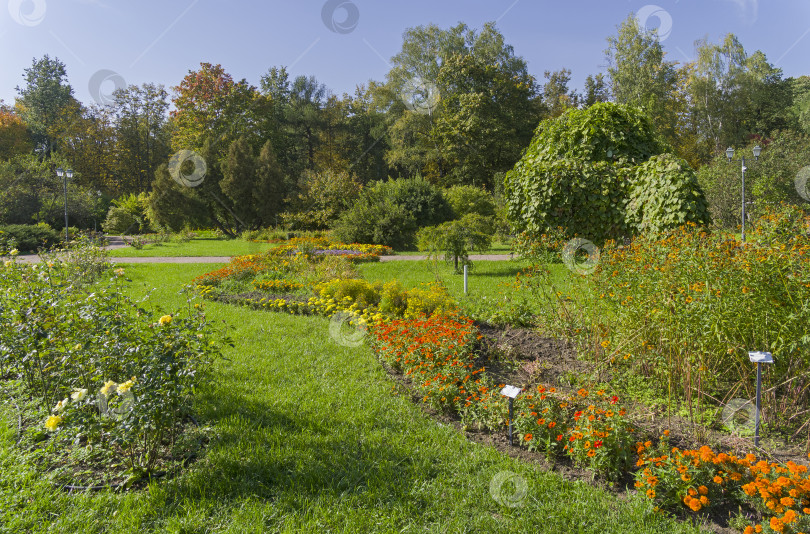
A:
[[107, 238, 279, 258], [0, 263, 704, 533]]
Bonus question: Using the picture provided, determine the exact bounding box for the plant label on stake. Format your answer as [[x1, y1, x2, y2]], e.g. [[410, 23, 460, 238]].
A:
[[747, 351, 773, 447], [500, 385, 521, 446]]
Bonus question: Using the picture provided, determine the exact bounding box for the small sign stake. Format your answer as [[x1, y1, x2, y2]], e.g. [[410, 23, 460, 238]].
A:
[[748, 351, 773, 447], [500, 385, 521, 446]]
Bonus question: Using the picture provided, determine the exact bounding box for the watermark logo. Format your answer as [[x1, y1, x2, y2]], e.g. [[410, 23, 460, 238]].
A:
[[169, 150, 207, 188], [97, 390, 135, 420], [636, 5, 673, 42], [8, 0, 46, 26], [328, 311, 367, 347], [321, 0, 359, 34], [562, 238, 600, 275], [795, 166, 810, 202], [720, 398, 757, 434], [489, 471, 528, 508], [88, 69, 127, 106], [400, 76, 440, 115]]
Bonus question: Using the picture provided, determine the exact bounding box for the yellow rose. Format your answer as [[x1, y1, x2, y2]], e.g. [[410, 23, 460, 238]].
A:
[[100, 380, 117, 396], [70, 388, 88, 402], [53, 398, 69, 413], [159, 315, 172, 325], [45, 415, 63, 431]]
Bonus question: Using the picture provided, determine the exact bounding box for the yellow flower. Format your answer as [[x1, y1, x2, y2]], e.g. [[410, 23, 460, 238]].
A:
[[114, 268, 125, 276], [9, 249, 18, 256], [45, 415, 63, 431], [74, 343, 82, 351], [159, 315, 172, 325], [117, 380, 135, 394], [3, 260, 11, 267], [53, 398, 69, 413], [70, 388, 88, 402], [100, 380, 117, 396]]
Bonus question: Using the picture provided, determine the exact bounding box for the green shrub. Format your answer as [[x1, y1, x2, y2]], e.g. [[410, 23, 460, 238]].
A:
[[0, 223, 60, 252], [332, 176, 452, 249], [504, 103, 709, 244], [417, 213, 493, 273], [103, 193, 152, 235], [625, 154, 711, 234], [445, 185, 496, 219]]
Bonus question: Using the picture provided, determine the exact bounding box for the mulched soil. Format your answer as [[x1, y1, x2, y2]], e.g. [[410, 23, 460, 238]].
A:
[[382, 320, 810, 534]]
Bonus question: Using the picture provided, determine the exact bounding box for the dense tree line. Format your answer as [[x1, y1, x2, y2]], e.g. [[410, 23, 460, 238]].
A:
[[0, 16, 808, 234]]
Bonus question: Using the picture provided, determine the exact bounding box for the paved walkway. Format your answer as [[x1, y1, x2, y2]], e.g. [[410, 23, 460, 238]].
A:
[[14, 237, 515, 264]]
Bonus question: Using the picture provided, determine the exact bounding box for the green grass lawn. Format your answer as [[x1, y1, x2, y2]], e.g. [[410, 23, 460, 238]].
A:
[[108, 238, 279, 257], [394, 240, 514, 256], [0, 263, 705, 533]]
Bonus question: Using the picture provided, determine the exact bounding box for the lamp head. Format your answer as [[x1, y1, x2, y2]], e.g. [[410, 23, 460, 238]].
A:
[[66, 169, 74, 179], [752, 145, 762, 161], [725, 147, 735, 162], [56, 167, 64, 177]]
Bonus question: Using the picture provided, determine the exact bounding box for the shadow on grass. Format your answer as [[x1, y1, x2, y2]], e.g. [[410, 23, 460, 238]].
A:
[[174, 384, 437, 507]]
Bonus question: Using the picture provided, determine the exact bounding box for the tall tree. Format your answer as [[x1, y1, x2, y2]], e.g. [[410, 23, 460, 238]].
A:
[[0, 107, 33, 159], [112, 83, 171, 194], [15, 55, 80, 158], [542, 68, 578, 117], [381, 21, 542, 186], [605, 14, 680, 145], [582, 74, 610, 108]]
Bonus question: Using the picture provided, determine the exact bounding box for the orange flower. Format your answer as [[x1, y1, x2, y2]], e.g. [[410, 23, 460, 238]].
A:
[[587, 449, 596, 457], [524, 433, 533, 441], [698, 486, 708, 495], [769, 517, 785, 533], [681, 473, 692, 482], [713, 476, 723, 485], [548, 421, 556, 429], [646, 489, 656, 499]]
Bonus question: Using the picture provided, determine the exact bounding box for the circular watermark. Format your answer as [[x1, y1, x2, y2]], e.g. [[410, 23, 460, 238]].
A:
[[97, 390, 135, 420], [636, 5, 673, 41], [321, 0, 359, 34], [795, 166, 810, 202], [400, 76, 440, 115], [8, 0, 46, 26], [489, 471, 528, 508], [562, 238, 600, 275], [169, 150, 207, 188], [88, 69, 127, 106], [328, 311, 367, 347], [720, 398, 758, 434]]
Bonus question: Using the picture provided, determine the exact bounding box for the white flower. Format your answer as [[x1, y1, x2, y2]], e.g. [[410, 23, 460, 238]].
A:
[[53, 397, 69, 413], [9, 249, 18, 256], [70, 388, 88, 402]]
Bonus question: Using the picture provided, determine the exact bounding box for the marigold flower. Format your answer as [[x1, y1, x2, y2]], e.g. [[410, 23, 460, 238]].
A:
[[698, 485, 708, 495], [159, 314, 172, 325]]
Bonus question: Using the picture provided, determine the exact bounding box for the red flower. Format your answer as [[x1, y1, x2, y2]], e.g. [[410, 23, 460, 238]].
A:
[[556, 434, 563, 441], [594, 440, 603, 449], [610, 395, 619, 404]]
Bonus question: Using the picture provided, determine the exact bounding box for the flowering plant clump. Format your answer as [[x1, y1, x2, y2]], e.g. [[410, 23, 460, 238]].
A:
[[513, 387, 634, 479], [252, 278, 304, 292], [635, 437, 810, 533], [0, 238, 228, 482]]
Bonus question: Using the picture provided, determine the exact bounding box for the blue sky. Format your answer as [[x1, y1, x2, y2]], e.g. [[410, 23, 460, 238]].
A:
[[1, 0, 809, 107]]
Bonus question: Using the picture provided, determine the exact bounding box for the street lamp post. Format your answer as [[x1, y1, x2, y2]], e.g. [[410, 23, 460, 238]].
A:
[[55, 167, 74, 243], [726, 146, 762, 243]]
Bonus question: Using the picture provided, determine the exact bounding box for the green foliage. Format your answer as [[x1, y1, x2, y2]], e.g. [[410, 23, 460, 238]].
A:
[[417, 213, 493, 273], [0, 223, 60, 251], [0, 245, 225, 478], [626, 154, 711, 234], [444, 185, 496, 219], [102, 193, 151, 235], [282, 169, 361, 230], [332, 176, 451, 249], [505, 103, 709, 243], [697, 132, 810, 230]]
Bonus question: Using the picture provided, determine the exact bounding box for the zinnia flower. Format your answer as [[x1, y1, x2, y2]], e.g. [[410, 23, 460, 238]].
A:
[[45, 415, 63, 431]]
